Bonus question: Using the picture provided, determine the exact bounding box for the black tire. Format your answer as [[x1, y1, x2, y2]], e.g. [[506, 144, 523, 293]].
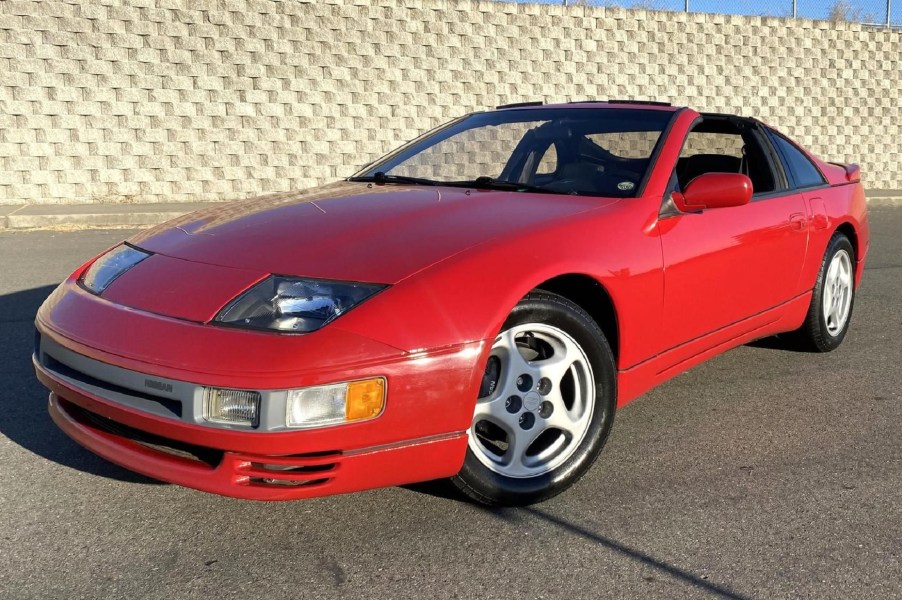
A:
[[451, 290, 617, 506], [793, 233, 856, 352]]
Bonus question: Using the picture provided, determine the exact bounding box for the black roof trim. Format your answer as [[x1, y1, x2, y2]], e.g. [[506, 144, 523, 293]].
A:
[[495, 101, 544, 109], [606, 99, 672, 106], [698, 112, 761, 130], [565, 99, 673, 107], [496, 99, 675, 110], [699, 111, 742, 119]]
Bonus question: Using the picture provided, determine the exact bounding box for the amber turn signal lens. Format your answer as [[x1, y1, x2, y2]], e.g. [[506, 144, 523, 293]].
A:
[[346, 378, 385, 421]]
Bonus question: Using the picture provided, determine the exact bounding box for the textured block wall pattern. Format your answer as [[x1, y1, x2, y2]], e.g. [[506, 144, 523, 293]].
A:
[[0, 0, 899, 205]]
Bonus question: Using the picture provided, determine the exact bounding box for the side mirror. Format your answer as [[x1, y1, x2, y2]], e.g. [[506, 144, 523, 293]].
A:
[[672, 173, 753, 212]]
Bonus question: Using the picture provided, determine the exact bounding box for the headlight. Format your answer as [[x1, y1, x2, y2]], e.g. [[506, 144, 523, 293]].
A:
[[214, 276, 387, 333], [80, 244, 151, 294]]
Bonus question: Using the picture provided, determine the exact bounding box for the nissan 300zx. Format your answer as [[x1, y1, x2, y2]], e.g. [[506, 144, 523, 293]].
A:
[[34, 101, 869, 505]]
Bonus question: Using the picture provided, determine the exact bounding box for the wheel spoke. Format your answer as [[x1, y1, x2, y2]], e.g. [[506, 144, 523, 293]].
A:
[[826, 256, 839, 284], [836, 287, 850, 329], [472, 395, 515, 429], [494, 328, 533, 395], [840, 256, 852, 282], [546, 384, 590, 431], [544, 402, 580, 434], [505, 425, 544, 473], [533, 352, 576, 385], [500, 328, 531, 369], [530, 331, 582, 382]]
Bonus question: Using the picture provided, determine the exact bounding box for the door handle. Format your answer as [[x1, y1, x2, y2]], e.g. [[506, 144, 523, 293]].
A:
[[808, 198, 829, 230], [789, 213, 807, 230]]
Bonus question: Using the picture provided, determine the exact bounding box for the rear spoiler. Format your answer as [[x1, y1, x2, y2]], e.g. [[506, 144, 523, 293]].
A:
[[829, 162, 861, 183]]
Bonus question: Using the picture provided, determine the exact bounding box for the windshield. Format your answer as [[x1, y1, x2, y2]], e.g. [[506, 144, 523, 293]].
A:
[[352, 108, 675, 198]]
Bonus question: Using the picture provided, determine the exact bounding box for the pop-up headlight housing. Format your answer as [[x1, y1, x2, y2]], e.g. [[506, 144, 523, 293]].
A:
[[215, 276, 386, 333]]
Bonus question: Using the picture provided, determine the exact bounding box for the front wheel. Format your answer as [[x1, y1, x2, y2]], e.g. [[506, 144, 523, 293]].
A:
[[451, 291, 616, 506], [793, 232, 856, 352]]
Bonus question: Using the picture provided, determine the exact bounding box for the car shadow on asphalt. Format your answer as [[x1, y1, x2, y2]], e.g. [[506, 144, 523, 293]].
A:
[[404, 482, 753, 599], [520, 508, 755, 600], [0, 284, 162, 485], [745, 334, 813, 353]]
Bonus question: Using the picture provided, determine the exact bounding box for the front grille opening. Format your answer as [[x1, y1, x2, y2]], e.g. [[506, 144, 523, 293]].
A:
[[287, 450, 342, 459], [63, 400, 222, 468], [251, 462, 335, 474], [246, 457, 338, 488], [44, 354, 182, 418], [248, 477, 331, 488]]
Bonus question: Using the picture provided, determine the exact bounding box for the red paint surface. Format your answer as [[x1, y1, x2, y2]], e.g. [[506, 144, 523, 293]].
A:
[[35, 104, 870, 500], [677, 172, 753, 210]]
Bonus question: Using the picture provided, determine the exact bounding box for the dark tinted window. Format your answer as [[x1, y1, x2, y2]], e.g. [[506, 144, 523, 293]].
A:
[[770, 133, 825, 188]]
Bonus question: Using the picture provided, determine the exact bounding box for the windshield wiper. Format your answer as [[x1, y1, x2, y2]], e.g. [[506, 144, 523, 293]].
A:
[[348, 171, 440, 186], [453, 176, 563, 195], [350, 173, 562, 194]]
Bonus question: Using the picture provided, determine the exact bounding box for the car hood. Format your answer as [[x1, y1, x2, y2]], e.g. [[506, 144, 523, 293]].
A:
[[129, 181, 614, 284]]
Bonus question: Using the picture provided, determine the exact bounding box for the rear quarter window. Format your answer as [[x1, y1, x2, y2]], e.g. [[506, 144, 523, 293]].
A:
[[770, 132, 826, 189]]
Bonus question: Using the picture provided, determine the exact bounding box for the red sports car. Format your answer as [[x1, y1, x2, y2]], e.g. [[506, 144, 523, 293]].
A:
[[34, 101, 869, 505]]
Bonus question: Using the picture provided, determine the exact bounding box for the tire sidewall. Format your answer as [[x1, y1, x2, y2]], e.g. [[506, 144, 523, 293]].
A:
[[456, 291, 617, 505]]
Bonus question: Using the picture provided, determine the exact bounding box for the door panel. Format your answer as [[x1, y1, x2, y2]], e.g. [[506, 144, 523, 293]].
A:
[[659, 193, 809, 351]]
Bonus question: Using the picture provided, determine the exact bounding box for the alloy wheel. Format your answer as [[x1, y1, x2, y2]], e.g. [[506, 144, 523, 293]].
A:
[[823, 249, 853, 336], [469, 323, 595, 478]]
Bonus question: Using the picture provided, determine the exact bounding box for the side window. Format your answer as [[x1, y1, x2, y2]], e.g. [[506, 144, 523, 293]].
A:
[[769, 133, 826, 189], [676, 131, 744, 191], [675, 122, 778, 195]]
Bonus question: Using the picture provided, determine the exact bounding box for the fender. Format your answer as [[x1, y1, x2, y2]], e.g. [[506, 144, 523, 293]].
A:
[[335, 197, 667, 372]]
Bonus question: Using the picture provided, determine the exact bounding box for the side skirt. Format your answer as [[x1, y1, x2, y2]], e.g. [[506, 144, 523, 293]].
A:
[[617, 291, 812, 407]]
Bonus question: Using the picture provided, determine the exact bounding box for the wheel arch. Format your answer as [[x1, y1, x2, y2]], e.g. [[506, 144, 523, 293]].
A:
[[533, 273, 620, 365], [834, 221, 858, 260]]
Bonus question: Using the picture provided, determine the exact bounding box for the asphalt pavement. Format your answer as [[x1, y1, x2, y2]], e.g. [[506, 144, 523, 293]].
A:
[[0, 212, 899, 600]]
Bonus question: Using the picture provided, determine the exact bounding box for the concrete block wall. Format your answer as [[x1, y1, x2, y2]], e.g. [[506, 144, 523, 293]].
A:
[[0, 0, 899, 205]]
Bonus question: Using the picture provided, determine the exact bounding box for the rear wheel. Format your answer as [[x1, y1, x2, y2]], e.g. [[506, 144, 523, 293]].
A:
[[793, 233, 856, 352], [451, 291, 616, 506]]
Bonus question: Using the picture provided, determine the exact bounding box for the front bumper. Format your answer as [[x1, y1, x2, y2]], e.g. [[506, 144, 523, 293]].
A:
[[34, 279, 483, 500], [46, 391, 466, 501]]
